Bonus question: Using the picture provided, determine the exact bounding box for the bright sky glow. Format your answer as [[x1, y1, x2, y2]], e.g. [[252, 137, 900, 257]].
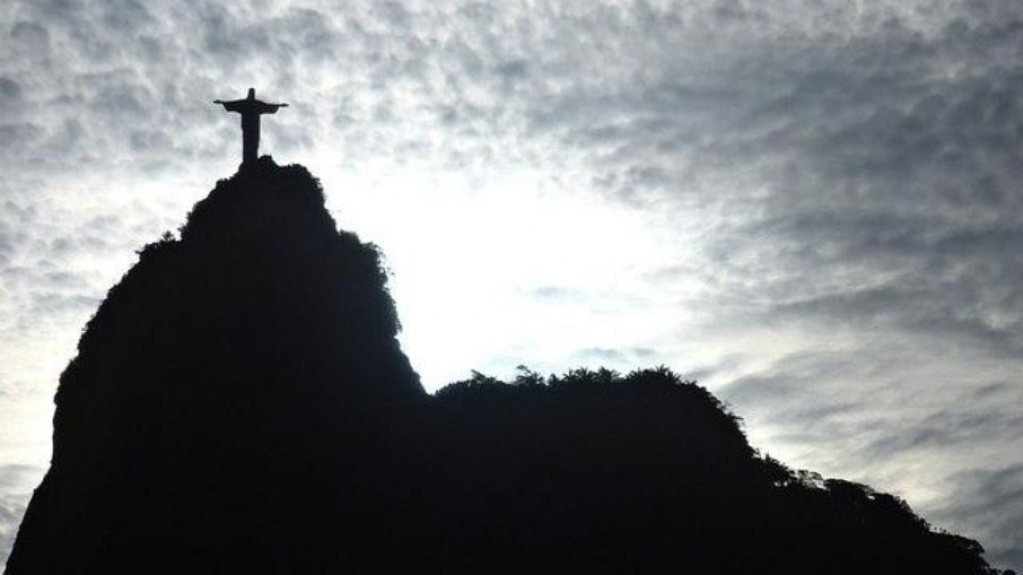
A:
[[2, 0, 1023, 569]]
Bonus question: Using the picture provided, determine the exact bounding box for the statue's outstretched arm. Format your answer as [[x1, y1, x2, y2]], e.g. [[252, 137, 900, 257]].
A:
[[259, 102, 289, 114], [215, 99, 246, 112]]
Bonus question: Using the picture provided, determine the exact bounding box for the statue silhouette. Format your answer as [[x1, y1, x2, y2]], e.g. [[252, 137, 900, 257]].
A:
[[214, 88, 288, 164]]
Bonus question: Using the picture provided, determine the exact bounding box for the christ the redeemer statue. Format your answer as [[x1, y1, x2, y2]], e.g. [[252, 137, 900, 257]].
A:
[[214, 88, 288, 165]]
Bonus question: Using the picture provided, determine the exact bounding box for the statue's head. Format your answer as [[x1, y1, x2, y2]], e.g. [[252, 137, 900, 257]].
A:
[[247, 88, 255, 99]]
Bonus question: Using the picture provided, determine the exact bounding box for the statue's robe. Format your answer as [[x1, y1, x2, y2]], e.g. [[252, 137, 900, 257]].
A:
[[219, 97, 284, 163]]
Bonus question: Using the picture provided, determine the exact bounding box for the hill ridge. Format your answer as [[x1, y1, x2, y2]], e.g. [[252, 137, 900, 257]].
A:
[[6, 160, 1009, 574]]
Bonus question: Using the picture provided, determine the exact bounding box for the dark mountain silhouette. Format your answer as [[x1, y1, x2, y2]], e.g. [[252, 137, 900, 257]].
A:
[[6, 158, 1012, 574]]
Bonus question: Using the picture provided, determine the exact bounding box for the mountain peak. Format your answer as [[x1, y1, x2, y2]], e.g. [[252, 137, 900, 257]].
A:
[[180, 156, 334, 247], [6, 163, 1009, 574], [9, 161, 424, 572]]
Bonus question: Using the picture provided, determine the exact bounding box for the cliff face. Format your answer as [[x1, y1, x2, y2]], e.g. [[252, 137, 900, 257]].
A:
[[5, 159, 1008, 574], [7, 158, 426, 573]]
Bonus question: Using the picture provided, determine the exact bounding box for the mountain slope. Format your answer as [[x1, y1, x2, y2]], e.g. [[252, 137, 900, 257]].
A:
[[7, 158, 425, 573], [6, 159, 1009, 574]]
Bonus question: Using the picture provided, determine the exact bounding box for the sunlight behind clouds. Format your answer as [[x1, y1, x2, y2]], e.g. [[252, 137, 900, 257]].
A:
[[321, 162, 701, 387], [4, 0, 1023, 568]]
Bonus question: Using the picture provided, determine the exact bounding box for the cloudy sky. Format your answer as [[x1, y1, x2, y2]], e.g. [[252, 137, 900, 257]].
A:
[[2, 0, 1023, 569]]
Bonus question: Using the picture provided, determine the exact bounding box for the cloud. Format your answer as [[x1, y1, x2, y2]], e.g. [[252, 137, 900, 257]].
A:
[[2, 0, 1023, 569], [934, 465, 1023, 569], [572, 346, 660, 365], [0, 464, 42, 568], [0, 492, 29, 568], [527, 286, 579, 301]]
